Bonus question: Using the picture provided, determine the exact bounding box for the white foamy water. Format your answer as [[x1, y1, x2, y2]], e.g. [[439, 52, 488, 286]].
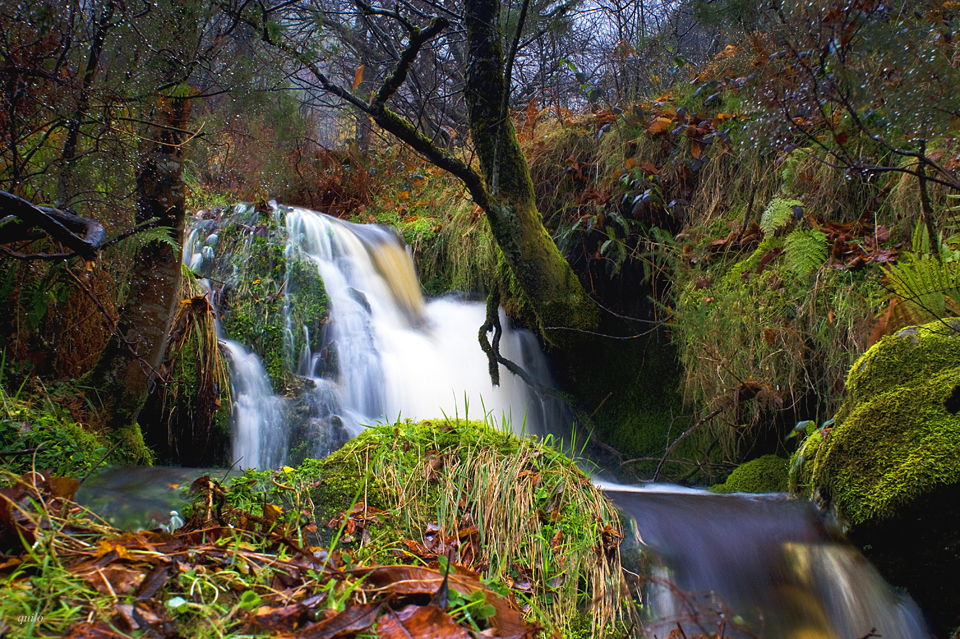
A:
[[286, 206, 558, 441], [186, 204, 562, 469]]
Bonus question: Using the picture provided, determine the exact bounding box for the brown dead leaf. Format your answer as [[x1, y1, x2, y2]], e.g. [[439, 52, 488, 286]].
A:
[[114, 601, 170, 633], [63, 622, 128, 638], [82, 564, 146, 595], [298, 602, 382, 639], [254, 592, 326, 632], [376, 604, 472, 639], [352, 566, 535, 639], [648, 117, 673, 135], [50, 477, 81, 500], [135, 564, 171, 600], [548, 528, 563, 551]]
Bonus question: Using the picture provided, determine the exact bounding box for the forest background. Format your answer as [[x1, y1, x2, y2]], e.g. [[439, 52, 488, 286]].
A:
[[2, 0, 958, 479], [1, 0, 960, 635]]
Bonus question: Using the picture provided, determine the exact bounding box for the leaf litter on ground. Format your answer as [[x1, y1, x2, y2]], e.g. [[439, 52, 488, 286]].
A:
[[0, 467, 545, 639]]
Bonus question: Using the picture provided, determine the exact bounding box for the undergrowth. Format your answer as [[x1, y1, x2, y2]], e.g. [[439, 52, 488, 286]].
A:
[[219, 417, 628, 636], [0, 417, 629, 639]]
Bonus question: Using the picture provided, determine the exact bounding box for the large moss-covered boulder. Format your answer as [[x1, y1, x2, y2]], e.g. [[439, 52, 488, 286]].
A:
[[794, 320, 960, 635]]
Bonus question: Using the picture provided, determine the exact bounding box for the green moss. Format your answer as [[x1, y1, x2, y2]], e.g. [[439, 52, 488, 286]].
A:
[[0, 388, 114, 476], [788, 428, 824, 496], [218, 417, 622, 634], [216, 206, 297, 392], [117, 423, 154, 464], [809, 320, 960, 525], [569, 326, 692, 481], [710, 454, 789, 494], [286, 258, 329, 359], [841, 320, 960, 422]]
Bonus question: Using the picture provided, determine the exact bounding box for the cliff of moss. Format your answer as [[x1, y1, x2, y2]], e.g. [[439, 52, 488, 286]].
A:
[[791, 319, 960, 635]]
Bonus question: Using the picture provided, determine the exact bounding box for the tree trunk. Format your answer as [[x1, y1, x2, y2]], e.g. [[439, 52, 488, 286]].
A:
[[463, 0, 597, 344], [85, 95, 191, 449]]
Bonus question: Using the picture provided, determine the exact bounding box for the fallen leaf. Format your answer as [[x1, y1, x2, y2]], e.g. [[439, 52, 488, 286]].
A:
[[376, 604, 472, 639], [82, 565, 145, 595], [135, 564, 171, 600], [648, 117, 673, 135], [63, 622, 128, 638], [253, 593, 326, 631], [298, 602, 382, 639], [352, 566, 534, 639]]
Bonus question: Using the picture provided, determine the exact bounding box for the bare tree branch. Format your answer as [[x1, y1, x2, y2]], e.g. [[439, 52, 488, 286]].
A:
[[0, 191, 105, 259]]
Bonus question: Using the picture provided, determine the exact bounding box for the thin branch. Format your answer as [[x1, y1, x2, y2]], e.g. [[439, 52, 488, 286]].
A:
[[651, 406, 724, 482]]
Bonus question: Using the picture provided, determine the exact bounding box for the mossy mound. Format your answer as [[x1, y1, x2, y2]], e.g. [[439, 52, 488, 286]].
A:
[[807, 320, 960, 526], [224, 418, 626, 636], [709, 455, 789, 494]]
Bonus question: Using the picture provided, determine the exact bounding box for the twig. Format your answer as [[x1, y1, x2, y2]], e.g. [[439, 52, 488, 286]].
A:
[[651, 406, 724, 482], [79, 439, 123, 486]]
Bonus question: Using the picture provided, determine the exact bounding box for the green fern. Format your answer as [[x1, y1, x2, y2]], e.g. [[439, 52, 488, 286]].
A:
[[784, 228, 827, 277], [884, 254, 960, 321], [760, 198, 802, 236], [127, 225, 181, 251], [780, 147, 812, 193]]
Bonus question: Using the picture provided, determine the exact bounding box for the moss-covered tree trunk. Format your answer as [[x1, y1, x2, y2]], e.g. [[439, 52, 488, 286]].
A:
[[462, 0, 596, 342], [85, 95, 191, 449]]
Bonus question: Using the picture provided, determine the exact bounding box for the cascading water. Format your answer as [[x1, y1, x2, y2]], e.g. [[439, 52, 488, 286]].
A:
[[186, 203, 562, 469], [604, 485, 930, 639], [220, 340, 287, 470], [285, 207, 557, 439]]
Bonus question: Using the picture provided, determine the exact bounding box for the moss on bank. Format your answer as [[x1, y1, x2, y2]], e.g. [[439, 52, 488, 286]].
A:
[[0, 380, 149, 476], [709, 454, 788, 494], [803, 320, 960, 525], [223, 418, 626, 635]]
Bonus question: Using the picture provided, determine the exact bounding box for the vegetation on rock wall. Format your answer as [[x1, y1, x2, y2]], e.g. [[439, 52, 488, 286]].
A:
[[198, 417, 627, 636], [141, 265, 232, 466]]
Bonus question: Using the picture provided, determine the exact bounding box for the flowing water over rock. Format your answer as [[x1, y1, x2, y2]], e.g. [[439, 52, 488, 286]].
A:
[[603, 484, 930, 639], [184, 203, 563, 468]]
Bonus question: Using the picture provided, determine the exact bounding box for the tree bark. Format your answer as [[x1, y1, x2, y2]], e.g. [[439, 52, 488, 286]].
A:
[[462, 0, 596, 344], [84, 95, 191, 444]]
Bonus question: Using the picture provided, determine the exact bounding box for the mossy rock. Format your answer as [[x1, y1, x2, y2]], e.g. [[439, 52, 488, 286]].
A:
[[809, 320, 960, 526], [797, 320, 960, 634], [222, 418, 624, 635], [709, 455, 788, 494]]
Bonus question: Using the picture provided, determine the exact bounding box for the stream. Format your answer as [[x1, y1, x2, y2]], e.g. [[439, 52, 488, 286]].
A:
[[79, 205, 934, 637]]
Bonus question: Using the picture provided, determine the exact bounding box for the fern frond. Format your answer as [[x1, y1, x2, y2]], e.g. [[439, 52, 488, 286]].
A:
[[127, 226, 181, 251], [760, 198, 802, 236], [784, 228, 827, 277], [884, 255, 960, 322]]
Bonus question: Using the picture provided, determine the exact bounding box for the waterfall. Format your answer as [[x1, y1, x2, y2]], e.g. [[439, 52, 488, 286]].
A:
[[286, 206, 560, 441], [220, 340, 287, 470], [186, 203, 563, 469]]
